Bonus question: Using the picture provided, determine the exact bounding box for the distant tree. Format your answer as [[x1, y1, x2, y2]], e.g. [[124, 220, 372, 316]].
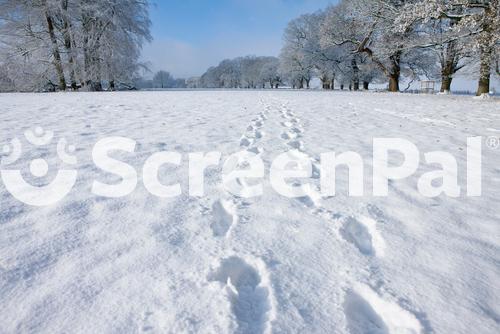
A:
[[199, 56, 280, 89], [259, 57, 282, 88], [173, 78, 187, 88], [186, 77, 201, 88], [153, 71, 174, 88], [280, 14, 317, 89]]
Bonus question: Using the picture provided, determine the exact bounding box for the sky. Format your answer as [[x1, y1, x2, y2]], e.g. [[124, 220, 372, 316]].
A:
[[141, 0, 336, 78]]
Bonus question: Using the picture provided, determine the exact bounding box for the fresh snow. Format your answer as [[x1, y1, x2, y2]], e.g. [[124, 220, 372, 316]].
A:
[[0, 91, 499, 334]]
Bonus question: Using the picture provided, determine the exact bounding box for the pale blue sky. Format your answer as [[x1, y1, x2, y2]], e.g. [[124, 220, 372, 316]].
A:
[[142, 0, 336, 78]]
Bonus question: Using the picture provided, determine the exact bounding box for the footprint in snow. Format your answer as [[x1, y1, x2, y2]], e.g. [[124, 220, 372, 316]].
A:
[[343, 284, 422, 334], [210, 199, 237, 237], [287, 140, 304, 151], [280, 131, 297, 140], [340, 216, 386, 257], [208, 257, 274, 334], [240, 137, 253, 147]]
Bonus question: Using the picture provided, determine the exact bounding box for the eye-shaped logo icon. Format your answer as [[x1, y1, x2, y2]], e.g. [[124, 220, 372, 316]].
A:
[[1, 127, 78, 206]]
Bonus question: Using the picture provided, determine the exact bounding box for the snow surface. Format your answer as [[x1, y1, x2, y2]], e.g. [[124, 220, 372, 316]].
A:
[[0, 91, 499, 334]]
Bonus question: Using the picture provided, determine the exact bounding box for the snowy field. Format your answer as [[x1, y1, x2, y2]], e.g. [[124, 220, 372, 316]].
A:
[[0, 91, 499, 334]]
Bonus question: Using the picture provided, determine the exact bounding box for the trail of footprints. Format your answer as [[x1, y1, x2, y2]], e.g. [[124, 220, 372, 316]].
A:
[[210, 108, 269, 239], [208, 103, 275, 334], [275, 101, 388, 259], [206, 99, 422, 334], [274, 100, 424, 334], [239, 110, 267, 155]]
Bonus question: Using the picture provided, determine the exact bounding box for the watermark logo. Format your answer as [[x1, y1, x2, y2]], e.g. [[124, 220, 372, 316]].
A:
[[1, 127, 78, 206], [0, 130, 484, 206], [486, 136, 499, 150]]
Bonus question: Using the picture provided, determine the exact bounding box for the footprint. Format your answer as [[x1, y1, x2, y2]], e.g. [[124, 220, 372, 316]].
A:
[[280, 131, 297, 140], [311, 161, 321, 179], [340, 217, 374, 256], [340, 216, 386, 257], [254, 131, 263, 139], [296, 184, 322, 209], [344, 289, 388, 334], [343, 284, 422, 334], [210, 200, 237, 237], [290, 127, 303, 134], [140, 311, 155, 332], [240, 137, 253, 147], [247, 147, 263, 155], [287, 140, 304, 150], [208, 257, 274, 334]]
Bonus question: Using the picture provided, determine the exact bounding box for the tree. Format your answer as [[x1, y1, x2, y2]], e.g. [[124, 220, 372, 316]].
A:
[[259, 57, 281, 88], [321, 0, 436, 92], [198, 56, 281, 89], [396, 0, 499, 95], [153, 70, 173, 88], [0, 0, 152, 92], [280, 14, 318, 89]]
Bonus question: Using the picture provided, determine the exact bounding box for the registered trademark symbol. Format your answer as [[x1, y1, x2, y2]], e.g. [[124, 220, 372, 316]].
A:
[[486, 136, 500, 150]]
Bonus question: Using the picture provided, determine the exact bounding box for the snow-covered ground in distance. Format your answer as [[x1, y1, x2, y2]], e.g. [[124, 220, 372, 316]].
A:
[[0, 91, 499, 333]]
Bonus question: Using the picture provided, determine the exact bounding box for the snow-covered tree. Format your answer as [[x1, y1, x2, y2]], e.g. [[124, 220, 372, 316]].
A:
[[395, 0, 499, 95], [320, 0, 437, 92], [0, 0, 152, 92], [280, 14, 318, 89], [186, 77, 201, 89], [259, 57, 282, 88], [199, 56, 281, 89], [153, 70, 173, 88]]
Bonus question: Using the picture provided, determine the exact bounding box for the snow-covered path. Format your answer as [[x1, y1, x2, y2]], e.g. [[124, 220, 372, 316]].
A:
[[0, 91, 499, 333]]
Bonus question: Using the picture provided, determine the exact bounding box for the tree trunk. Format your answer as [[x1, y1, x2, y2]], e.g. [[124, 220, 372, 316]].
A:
[[82, 14, 92, 90], [476, 29, 493, 94], [477, 54, 491, 96], [306, 79, 310, 89], [352, 57, 360, 91], [476, 0, 497, 96], [321, 76, 328, 89], [93, 52, 103, 91], [388, 52, 401, 92], [363, 81, 369, 90], [81, 12, 104, 92], [60, 0, 78, 90], [440, 74, 452, 93], [340, 84, 344, 90], [43, 1, 66, 91], [388, 75, 399, 92]]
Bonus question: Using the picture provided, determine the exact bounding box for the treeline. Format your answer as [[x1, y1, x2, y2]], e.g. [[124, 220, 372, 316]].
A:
[[134, 71, 187, 89], [0, 0, 151, 92], [195, 56, 281, 89], [197, 0, 499, 95]]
